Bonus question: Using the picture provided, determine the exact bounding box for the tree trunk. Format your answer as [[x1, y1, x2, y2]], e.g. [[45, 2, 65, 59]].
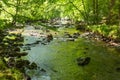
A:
[[92, 0, 99, 25], [12, 0, 20, 25], [81, 0, 88, 24], [93, 0, 96, 24], [96, 0, 99, 24], [118, 0, 120, 38], [107, 0, 115, 24]]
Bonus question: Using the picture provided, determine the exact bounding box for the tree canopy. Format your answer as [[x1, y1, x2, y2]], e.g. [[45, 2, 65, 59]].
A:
[[0, 0, 120, 28]]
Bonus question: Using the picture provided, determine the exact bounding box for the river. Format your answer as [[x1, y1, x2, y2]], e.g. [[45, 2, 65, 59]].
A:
[[21, 25, 120, 80]]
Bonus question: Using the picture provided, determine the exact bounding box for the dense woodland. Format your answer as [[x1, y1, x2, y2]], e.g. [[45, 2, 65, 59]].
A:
[[0, 0, 120, 24], [0, 0, 120, 39]]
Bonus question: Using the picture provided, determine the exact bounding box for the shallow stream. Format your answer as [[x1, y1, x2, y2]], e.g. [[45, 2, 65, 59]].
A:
[[22, 25, 120, 80]]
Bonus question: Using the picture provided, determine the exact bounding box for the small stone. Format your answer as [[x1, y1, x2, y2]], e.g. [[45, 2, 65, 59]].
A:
[[28, 62, 37, 70], [116, 67, 120, 72], [72, 32, 80, 38], [76, 57, 91, 66], [66, 38, 75, 41], [40, 68, 46, 72], [46, 34, 53, 42]]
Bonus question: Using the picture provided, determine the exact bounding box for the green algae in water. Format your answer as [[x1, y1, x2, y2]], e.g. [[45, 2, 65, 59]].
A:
[[41, 39, 120, 80], [22, 26, 120, 80]]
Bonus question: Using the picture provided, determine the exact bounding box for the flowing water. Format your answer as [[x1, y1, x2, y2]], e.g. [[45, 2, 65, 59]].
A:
[[22, 25, 120, 80]]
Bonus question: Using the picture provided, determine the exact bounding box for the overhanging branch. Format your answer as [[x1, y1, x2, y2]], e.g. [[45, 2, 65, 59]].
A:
[[2, 8, 14, 17]]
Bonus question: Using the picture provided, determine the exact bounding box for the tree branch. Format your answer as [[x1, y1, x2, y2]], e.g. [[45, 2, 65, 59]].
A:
[[69, 1, 86, 20], [2, 8, 14, 17]]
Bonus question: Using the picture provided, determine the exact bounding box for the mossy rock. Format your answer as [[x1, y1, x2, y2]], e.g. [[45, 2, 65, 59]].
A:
[[27, 62, 37, 70], [16, 60, 30, 68], [3, 75, 16, 80]]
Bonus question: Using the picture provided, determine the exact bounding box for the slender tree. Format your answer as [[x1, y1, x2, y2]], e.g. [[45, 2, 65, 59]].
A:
[[118, 0, 120, 27], [12, 0, 21, 25], [107, 0, 116, 24]]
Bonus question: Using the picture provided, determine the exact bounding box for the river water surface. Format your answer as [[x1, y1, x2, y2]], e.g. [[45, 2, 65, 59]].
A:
[[21, 25, 120, 80]]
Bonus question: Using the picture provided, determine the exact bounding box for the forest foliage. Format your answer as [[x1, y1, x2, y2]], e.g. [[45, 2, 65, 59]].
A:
[[0, 0, 120, 38]]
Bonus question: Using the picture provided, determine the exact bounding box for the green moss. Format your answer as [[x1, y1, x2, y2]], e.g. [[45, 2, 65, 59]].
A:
[[42, 38, 120, 80], [0, 57, 24, 80]]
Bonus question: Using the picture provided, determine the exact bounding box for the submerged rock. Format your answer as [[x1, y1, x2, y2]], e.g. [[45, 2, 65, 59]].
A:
[[22, 46, 31, 51], [66, 38, 75, 41], [76, 57, 91, 66], [72, 32, 80, 38], [46, 34, 53, 42], [40, 68, 46, 72], [64, 32, 72, 38], [116, 67, 120, 72], [33, 40, 41, 44]]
